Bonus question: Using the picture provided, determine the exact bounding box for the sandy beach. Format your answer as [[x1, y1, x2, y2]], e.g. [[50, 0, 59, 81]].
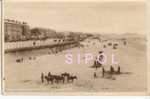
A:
[[4, 34, 147, 93]]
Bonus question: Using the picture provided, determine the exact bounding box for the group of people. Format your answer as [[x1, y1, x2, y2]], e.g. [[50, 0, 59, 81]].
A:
[[93, 65, 121, 79], [16, 56, 36, 63], [41, 72, 77, 84], [92, 40, 123, 79]]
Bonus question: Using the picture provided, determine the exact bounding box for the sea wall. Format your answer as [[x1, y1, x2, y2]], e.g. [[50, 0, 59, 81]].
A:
[[4, 39, 78, 53]]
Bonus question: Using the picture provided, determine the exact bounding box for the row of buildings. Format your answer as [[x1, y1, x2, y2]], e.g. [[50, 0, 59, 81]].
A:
[[4, 19, 92, 42], [4, 19, 57, 42], [4, 19, 30, 42]]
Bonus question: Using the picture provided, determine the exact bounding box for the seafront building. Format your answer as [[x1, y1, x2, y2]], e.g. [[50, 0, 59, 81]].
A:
[[4, 19, 91, 43], [4, 19, 30, 42], [4, 19, 95, 53], [30, 27, 57, 39]]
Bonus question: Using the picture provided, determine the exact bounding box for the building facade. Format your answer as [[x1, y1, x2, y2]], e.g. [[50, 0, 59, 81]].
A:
[[30, 27, 56, 39], [4, 19, 30, 42]]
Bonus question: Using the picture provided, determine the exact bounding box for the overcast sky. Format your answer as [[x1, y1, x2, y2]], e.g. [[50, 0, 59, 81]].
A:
[[4, 1, 146, 34]]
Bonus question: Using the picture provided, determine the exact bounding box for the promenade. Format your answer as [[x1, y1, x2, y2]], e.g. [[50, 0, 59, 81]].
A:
[[5, 39, 79, 53]]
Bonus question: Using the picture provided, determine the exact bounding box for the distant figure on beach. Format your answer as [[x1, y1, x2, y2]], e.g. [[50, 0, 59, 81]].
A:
[[41, 72, 44, 83], [94, 60, 98, 70], [48, 52, 51, 54], [33, 41, 36, 46], [103, 45, 106, 48], [124, 41, 127, 45], [29, 57, 32, 60], [102, 67, 105, 77], [110, 66, 114, 73], [117, 66, 121, 74], [16, 58, 23, 63], [113, 46, 117, 49], [94, 72, 97, 79], [21, 58, 23, 62], [99, 51, 103, 54], [33, 57, 36, 60]]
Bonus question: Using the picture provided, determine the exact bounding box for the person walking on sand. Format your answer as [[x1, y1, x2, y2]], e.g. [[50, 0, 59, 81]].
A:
[[94, 72, 97, 79], [102, 67, 105, 77], [41, 72, 44, 83], [110, 65, 114, 74], [117, 65, 121, 74]]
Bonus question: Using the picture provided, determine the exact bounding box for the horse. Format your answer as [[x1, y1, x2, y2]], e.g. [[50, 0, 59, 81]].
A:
[[61, 72, 70, 83], [61, 72, 70, 77], [44, 76, 54, 84], [54, 75, 65, 84], [49, 74, 65, 84], [48, 72, 51, 78], [67, 75, 77, 83]]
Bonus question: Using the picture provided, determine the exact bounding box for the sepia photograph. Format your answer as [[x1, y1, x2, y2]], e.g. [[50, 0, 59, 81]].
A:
[[2, 0, 148, 95]]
